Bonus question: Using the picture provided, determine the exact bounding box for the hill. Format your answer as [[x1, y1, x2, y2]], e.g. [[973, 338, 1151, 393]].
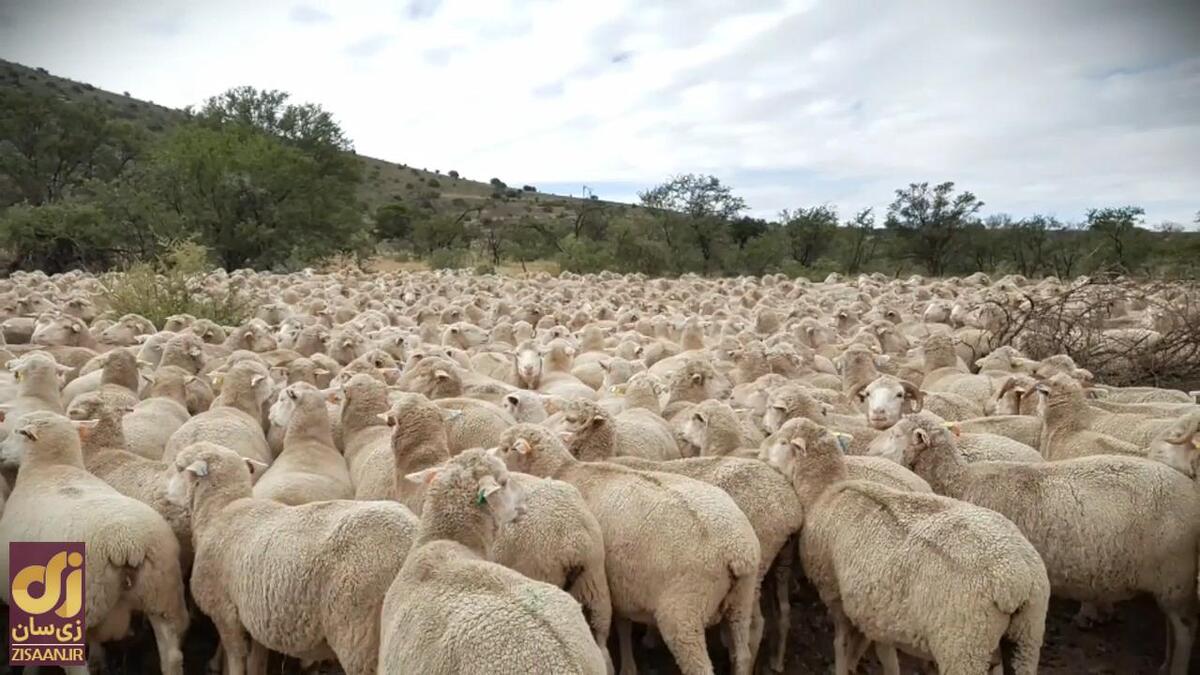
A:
[[0, 58, 634, 233]]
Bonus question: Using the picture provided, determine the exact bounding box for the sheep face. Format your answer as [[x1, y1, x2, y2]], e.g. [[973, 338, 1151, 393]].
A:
[[414, 450, 526, 529], [763, 403, 787, 434], [513, 344, 543, 388], [0, 412, 91, 468], [31, 314, 87, 346], [191, 320, 227, 345], [860, 377, 923, 430], [166, 442, 267, 507], [682, 410, 708, 450]]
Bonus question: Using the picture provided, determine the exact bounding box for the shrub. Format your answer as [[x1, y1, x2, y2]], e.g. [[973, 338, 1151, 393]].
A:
[[102, 242, 250, 328], [522, 185, 536, 192], [427, 178, 441, 188], [448, 170, 459, 179], [474, 263, 496, 275], [429, 248, 466, 270]]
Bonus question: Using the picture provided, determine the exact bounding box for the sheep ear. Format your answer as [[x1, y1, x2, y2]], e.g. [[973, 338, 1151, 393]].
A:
[[16, 425, 36, 441], [912, 428, 930, 448], [55, 363, 74, 374], [433, 369, 450, 381], [244, 459, 268, 480], [691, 373, 704, 384], [250, 374, 266, 387], [942, 422, 961, 437], [588, 415, 605, 428], [513, 438, 532, 455], [476, 475, 501, 503], [505, 394, 520, 406], [184, 459, 209, 478], [406, 467, 438, 485], [378, 412, 396, 426]]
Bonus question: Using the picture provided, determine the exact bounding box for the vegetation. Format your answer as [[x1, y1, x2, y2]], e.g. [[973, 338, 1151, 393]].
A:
[[102, 242, 251, 328], [1, 58, 1197, 279]]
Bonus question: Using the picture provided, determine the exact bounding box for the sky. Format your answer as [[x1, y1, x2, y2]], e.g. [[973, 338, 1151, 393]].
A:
[[2, 0, 1198, 225]]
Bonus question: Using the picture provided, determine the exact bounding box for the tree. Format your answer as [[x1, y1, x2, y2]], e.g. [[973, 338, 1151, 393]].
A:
[[729, 216, 769, 249], [842, 208, 878, 275], [374, 203, 414, 241], [780, 205, 838, 266], [149, 121, 366, 269], [1087, 205, 1146, 272], [885, 181, 983, 276], [0, 88, 147, 208], [639, 174, 746, 273]]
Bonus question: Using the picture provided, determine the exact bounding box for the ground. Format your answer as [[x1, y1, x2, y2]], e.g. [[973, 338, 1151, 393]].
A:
[[1, 577, 1175, 674]]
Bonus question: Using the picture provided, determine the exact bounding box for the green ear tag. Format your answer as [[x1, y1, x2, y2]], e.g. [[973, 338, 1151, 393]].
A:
[[476, 489, 487, 505]]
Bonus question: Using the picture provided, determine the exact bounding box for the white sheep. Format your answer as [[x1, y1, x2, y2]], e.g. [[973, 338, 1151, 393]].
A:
[[494, 423, 760, 675], [163, 360, 273, 465], [764, 417, 1048, 675], [0, 412, 189, 675], [253, 382, 352, 505], [876, 414, 1200, 675], [169, 441, 418, 675], [378, 449, 607, 675]]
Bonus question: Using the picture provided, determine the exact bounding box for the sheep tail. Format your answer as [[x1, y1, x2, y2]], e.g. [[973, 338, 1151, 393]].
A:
[[1000, 595, 1046, 675]]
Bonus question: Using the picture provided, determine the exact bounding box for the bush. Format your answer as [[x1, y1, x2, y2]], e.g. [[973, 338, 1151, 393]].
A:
[[474, 263, 496, 275], [522, 185, 536, 192], [102, 242, 250, 328], [427, 179, 441, 188], [448, 170, 459, 179], [429, 248, 467, 270]]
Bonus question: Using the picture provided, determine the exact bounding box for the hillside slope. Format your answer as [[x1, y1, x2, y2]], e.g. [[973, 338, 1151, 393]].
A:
[[0, 58, 634, 228]]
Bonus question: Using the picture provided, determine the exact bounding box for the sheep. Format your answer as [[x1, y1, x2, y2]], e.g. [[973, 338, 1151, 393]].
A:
[[253, 383, 352, 505], [337, 374, 395, 500], [1, 351, 67, 432], [0, 412, 189, 675], [434, 396, 515, 455], [954, 414, 1043, 449], [1034, 374, 1155, 459], [680, 399, 748, 457], [764, 385, 878, 454], [856, 374, 981, 430], [123, 366, 193, 460], [774, 418, 933, 493], [608, 454, 803, 672], [763, 416, 1049, 675], [919, 334, 994, 408], [168, 441, 417, 675], [383, 392, 458, 512], [493, 424, 760, 675], [876, 413, 1200, 675], [89, 348, 143, 411], [490, 474, 615, 670], [1147, 412, 1200, 478], [65, 393, 198, 565], [163, 360, 273, 466], [378, 449, 606, 675], [502, 389, 549, 423], [560, 397, 680, 462], [871, 414, 1044, 464]]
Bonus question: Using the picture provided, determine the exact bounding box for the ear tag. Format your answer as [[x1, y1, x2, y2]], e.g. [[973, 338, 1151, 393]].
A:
[[476, 489, 488, 505]]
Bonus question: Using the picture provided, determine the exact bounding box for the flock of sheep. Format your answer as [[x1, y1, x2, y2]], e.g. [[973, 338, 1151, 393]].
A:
[[0, 267, 1198, 675]]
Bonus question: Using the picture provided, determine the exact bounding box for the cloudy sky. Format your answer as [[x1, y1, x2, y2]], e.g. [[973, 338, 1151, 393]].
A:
[[2, 0, 1198, 224]]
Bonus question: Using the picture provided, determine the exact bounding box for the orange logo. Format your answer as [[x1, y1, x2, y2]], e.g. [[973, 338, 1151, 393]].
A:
[[8, 542, 86, 666]]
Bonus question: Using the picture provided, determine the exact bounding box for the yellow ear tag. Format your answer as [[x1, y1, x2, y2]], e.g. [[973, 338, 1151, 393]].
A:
[[942, 422, 961, 437], [1191, 437, 1200, 450], [14, 371, 22, 382]]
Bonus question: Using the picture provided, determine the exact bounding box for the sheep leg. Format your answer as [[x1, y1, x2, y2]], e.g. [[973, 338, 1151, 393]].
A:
[[148, 613, 185, 675], [769, 559, 791, 672], [246, 639, 269, 675], [207, 645, 224, 675], [722, 571, 757, 675], [211, 619, 248, 675], [748, 594, 765, 670], [1072, 601, 1113, 628], [831, 609, 853, 675], [615, 617, 638, 675], [655, 598, 716, 675], [874, 642, 901, 675], [1165, 610, 1195, 675]]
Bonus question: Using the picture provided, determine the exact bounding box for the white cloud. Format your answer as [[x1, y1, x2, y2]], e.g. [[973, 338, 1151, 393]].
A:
[[1, 0, 1196, 224]]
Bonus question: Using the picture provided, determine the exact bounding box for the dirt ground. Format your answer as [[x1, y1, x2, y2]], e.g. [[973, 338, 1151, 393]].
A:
[[3, 577, 1180, 674]]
